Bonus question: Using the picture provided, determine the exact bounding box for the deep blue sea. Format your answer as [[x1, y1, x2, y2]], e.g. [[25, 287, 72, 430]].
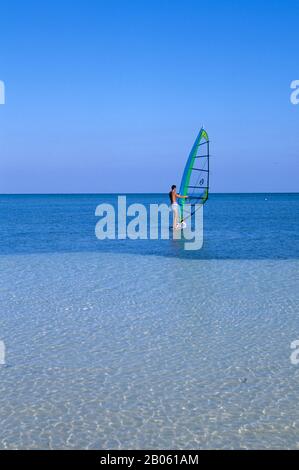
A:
[[0, 194, 299, 449], [0, 193, 298, 259]]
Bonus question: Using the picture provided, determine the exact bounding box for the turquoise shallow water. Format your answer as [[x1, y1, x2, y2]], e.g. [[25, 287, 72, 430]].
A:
[[0, 194, 299, 449]]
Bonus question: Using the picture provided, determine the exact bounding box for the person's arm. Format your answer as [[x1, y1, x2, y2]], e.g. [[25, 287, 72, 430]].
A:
[[176, 194, 189, 199]]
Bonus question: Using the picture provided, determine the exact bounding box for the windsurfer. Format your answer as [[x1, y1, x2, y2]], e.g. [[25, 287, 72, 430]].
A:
[[169, 185, 188, 229]]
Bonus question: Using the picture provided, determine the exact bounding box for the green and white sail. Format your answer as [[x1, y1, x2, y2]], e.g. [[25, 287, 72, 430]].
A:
[[179, 128, 210, 220]]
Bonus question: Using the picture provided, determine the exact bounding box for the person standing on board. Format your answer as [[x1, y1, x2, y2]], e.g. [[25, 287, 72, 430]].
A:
[[169, 185, 188, 229]]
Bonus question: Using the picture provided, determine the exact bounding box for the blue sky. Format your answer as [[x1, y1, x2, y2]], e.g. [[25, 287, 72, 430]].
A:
[[0, 0, 298, 193]]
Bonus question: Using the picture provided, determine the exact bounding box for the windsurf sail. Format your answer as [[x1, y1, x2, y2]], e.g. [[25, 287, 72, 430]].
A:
[[178, 127, 210, 221]]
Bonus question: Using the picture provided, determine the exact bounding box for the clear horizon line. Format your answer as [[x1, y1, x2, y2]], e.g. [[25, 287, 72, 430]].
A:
[[0, 191, 298, 196]]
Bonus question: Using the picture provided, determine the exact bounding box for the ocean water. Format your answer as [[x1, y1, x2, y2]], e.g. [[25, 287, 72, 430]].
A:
[[0, 193, 299, 449]]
